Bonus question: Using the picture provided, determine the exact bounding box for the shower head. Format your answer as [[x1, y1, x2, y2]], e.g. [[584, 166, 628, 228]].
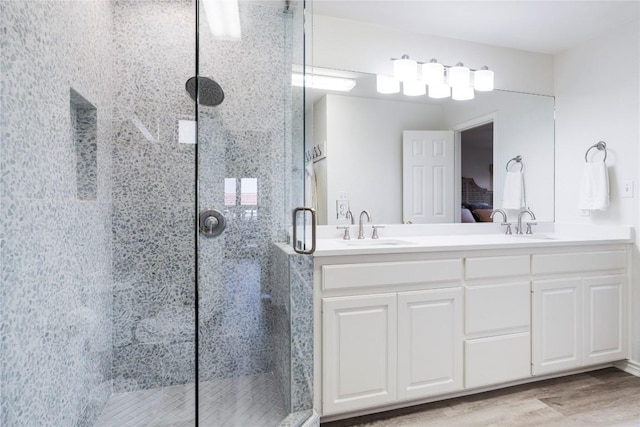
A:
[[185, 76, 225, 106]]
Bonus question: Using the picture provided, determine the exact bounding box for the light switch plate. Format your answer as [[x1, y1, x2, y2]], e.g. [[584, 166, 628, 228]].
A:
[[622, 180, 634, 198]]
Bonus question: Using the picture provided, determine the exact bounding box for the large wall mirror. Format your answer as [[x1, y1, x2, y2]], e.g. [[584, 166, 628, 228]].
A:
[[311, 73, 555, 225], [308, 3, 556, 226]]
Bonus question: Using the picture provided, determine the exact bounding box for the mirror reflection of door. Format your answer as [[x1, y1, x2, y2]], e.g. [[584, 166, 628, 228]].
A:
[[460, 122, 494, 223]]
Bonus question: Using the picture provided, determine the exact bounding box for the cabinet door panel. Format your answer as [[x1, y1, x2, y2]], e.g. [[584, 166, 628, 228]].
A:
[[532, 278, 582, 375], [323, 294, 397, 415], [397, 288, 463, 400], [584, 275, 627, 364], [465, 282, 530, 335], [465, 332, 531, 389]]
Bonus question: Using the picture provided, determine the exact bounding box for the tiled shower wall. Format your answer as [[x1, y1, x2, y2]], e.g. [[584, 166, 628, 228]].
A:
[[111, 0, 197, 392], [1, 1, 114, 426], [111, 0, 298, 393]]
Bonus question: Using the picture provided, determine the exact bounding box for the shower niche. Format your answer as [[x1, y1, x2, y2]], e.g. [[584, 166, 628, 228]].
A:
[[70, 88, 98, 201]]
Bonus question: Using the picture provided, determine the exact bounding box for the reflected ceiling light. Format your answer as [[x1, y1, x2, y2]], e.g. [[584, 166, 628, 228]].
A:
[[376, 75, 400, 94], [448, 62, 471, 88], [452, 85, 475, 101], [291, 73, 356, 92], [428, 83, 451, 99], [202, 0, 242, 41], [403, 80, 426, 97], [393, 54, 418, 82], [421, 58, 445, 85], [474, 66, 495, 91]]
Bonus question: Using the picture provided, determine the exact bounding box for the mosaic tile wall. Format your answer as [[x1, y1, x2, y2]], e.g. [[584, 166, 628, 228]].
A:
[[270, 246, 314, 414], [111, 0, 197, 392], [0, 1, 114, 426], [111, 0, 305, 398]]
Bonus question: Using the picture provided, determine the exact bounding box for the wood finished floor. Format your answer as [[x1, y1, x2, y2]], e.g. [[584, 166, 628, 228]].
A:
[[322, 368, 640, 427]]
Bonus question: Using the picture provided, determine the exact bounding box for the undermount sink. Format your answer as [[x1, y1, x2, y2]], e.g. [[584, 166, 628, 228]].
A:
[[512, 234, 557, 240], [341, 238, 414, 246]]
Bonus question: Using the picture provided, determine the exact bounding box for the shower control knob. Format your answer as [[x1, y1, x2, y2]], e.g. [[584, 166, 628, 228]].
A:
[[204, 216, 218, 229], [199, 208, 226, 237]]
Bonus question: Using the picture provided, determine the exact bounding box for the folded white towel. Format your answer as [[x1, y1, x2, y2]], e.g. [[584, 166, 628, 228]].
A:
[[579, 161, 609, 210], [502, 170, 525, 210]]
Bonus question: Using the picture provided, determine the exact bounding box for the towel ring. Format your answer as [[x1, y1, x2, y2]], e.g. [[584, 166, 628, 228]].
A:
[[506, 155, 523, 172], [585, 141, 607, 163]]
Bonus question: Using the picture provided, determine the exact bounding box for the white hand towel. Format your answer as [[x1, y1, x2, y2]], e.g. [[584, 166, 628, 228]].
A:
[[579, 161, 609, 210], [502, 170, 525, 210]]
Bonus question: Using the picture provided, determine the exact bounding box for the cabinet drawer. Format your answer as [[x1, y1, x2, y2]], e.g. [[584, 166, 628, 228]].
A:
[[532, 251, 626, 275], [465, 333, 531, 389], [465, 255, 530, 280], [322, 259, 461, 291], [465, 282, 530, 335]]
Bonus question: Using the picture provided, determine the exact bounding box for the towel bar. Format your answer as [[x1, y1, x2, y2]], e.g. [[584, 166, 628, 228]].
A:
[[585, 141, 607, 163], [506, 155, 523, 171]]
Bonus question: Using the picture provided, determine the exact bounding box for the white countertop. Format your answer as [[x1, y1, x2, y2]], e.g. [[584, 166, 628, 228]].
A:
[[313, 223, 634, 257]]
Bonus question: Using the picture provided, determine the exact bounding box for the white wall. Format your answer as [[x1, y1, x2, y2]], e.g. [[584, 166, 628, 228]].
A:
[[554, 18, 640, 363], [321, 94, 442, 224], [312, 15, 555, 96]]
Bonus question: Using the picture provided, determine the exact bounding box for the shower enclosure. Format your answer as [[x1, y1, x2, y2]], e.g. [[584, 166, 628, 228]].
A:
[[0, 0, 314, 426]]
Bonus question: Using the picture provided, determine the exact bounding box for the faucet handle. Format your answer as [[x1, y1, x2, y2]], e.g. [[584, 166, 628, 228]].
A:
[[501, 222, 513, 235], [336, 225, 351, 240], [371, 225, 385, 239], [526, 222, 537, 234]]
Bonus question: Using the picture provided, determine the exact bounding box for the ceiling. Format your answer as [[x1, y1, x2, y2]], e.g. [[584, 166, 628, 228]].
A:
[[311, 1, 640, 55]]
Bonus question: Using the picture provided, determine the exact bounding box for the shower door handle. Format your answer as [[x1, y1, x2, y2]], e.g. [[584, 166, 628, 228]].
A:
[[292, 207, 316, 254], [199, 208, 226, 237]]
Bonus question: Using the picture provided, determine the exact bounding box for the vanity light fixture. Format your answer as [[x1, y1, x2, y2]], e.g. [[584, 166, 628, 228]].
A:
[[376, 74, 400, 94], [448, 62, 471, 88], [403, 80, 426, 96], [474, 66, 495, 91], [452, 85, 475, 101], [422, 59, 445, 85], [380, 55, 495, 100], [291, 73, 356, 92], [392, 54, 418, 82], [428, 83, 451, 99]]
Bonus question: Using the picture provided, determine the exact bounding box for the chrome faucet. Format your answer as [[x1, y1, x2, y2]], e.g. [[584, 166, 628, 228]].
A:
[[345, 210, 354, 225], [490, 209, 512, 235], [517, 208, 536, 234], [358, 210, 372, 239]]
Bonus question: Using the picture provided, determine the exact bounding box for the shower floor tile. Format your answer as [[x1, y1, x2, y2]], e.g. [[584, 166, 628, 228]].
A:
[[95, 372, 288, 427]]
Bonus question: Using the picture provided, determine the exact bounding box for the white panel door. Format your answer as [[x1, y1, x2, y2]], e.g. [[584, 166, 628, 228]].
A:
[[532, 278, 582, 375], [402, 131, 455, 224], [583, 275, 627, 365], [397, 288, 463, 400], [322, 294, 397, 415]]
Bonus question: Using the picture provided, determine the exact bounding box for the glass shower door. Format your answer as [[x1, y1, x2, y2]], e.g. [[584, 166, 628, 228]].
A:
[[195, 0, 311, 425]]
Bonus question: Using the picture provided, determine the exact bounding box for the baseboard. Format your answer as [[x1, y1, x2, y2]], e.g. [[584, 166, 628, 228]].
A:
[[614, 359, 640, 377]]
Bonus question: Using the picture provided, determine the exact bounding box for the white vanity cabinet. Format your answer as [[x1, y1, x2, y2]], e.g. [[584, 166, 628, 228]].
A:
[[320, 258, 463, 415], [315, 243, 630, 420], [531, 250, 628, 375]]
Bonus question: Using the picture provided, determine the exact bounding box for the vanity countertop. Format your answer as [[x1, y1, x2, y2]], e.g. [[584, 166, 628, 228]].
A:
[[312, 223, 634, 257]]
